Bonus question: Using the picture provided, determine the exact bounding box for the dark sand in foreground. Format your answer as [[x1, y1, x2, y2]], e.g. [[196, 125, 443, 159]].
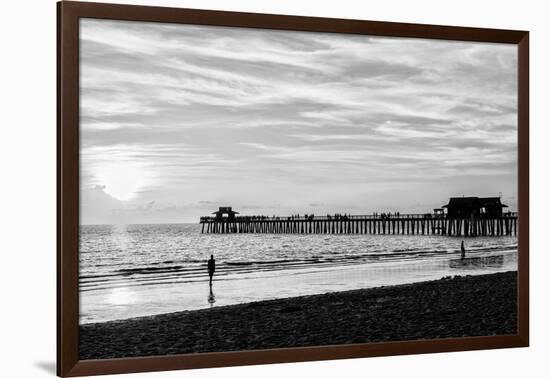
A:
[[80, 271, 517, 359]]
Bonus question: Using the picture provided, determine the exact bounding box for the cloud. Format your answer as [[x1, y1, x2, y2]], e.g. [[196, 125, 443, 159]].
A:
[[80, 19, 518, 223]]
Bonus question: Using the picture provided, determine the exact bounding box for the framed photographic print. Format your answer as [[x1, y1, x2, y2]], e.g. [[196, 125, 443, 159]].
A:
[[57, 1, 529, 376]]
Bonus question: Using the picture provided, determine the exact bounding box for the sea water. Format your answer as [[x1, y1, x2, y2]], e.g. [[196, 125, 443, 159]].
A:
[[79, 223, 517, 324]]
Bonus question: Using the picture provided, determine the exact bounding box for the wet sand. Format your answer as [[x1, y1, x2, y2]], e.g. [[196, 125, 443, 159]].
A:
[[80, 271, 517, 360]]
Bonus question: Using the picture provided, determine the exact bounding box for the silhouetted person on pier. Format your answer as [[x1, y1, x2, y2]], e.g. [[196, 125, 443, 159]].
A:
[[207, 254, 216, 287], [461, 241, 466, 260]]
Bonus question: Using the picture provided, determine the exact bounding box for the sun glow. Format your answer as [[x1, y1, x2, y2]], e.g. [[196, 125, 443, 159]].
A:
[[95, 161, 150, 201]]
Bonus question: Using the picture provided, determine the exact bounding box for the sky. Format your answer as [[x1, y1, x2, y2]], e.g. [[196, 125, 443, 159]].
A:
[[79, 19, 518, 225]]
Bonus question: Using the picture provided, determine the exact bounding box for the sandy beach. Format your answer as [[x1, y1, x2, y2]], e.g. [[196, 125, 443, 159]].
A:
[[80, 271, 517, 360]]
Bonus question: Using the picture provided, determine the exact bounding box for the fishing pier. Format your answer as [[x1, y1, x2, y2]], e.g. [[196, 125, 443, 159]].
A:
[[200, 208, 517, 237]]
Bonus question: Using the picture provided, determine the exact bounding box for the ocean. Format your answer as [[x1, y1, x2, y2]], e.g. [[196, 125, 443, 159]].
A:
[[79, 223, 517, 324]]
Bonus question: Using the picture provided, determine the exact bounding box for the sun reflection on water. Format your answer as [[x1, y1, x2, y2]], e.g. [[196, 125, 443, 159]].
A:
[[106, 287, 136, 305]]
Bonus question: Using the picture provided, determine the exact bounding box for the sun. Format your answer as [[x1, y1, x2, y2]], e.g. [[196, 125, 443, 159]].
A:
[[95, 161, 150, 201]]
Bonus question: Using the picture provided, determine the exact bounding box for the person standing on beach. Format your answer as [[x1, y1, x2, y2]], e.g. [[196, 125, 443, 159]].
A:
[[461, 241, 466, 260], [208, 254, 216, 287]]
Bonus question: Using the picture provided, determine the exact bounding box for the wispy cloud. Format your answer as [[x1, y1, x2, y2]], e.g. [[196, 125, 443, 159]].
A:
[[80, 19, 518, 224]]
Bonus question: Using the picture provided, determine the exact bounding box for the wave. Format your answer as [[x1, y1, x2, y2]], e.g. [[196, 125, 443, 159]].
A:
[[79, 243, 517, 293]]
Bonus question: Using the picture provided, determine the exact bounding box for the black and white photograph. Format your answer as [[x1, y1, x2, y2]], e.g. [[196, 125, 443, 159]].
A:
[[78, 18, 519, 359]]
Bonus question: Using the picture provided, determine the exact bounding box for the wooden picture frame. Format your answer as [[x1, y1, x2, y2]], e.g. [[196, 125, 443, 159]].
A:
[[57, 1, 529, 376]]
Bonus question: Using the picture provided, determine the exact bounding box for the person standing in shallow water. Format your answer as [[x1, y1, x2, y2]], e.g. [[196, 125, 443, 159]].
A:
[[207, 254, 216, 287], [461, 241, 466, 260]]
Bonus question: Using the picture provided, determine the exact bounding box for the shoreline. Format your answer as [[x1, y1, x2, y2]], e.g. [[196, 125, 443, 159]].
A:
[[80, 271, 517, 360]]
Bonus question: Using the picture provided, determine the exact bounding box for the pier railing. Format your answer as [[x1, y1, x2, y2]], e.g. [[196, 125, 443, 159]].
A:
[[199, 212, 518, 237]]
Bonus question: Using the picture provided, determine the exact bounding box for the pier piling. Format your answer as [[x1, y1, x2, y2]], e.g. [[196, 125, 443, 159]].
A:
[[199, 213, 518, 237]]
